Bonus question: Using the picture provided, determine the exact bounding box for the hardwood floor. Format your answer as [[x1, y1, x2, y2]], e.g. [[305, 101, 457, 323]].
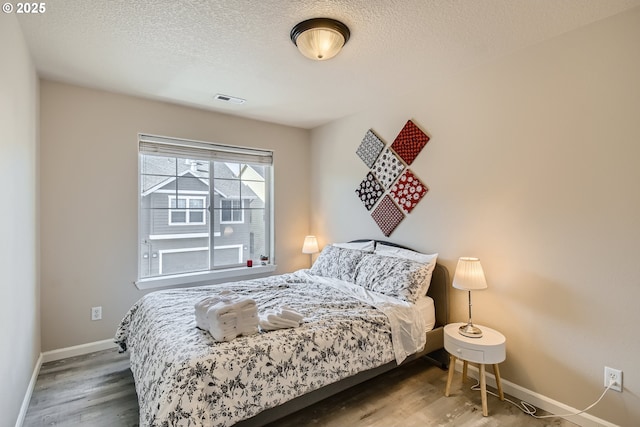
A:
[[24, 348, 575, 426], [25, 349, 138, 427]]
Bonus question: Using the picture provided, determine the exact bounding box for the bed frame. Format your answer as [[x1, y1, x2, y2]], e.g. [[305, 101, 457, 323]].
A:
[[236, 240, 450, 427]]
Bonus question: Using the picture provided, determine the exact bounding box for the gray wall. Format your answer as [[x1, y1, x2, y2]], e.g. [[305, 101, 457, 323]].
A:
[[0, 13, 40, 427]]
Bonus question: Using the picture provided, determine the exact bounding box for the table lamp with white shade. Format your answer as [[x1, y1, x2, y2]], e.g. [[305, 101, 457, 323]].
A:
[[302, 235, 319, 264], [453, 257, 488, 338]]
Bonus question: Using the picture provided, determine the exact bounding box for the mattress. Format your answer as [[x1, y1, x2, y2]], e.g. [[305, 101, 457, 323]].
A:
[[415, 295, 436, 332]]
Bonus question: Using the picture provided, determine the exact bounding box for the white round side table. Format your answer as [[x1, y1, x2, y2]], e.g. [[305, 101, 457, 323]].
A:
[[444, 322, 506, 416]]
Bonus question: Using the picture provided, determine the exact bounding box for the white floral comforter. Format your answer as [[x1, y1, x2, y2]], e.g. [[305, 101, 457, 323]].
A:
[[115, 270, 424, 427]]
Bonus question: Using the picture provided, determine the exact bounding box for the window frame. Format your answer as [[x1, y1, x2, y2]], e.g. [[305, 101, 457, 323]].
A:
[[136, 134, 275, 290], [168, 195, 207, 225], [219, 199, 245, 224]]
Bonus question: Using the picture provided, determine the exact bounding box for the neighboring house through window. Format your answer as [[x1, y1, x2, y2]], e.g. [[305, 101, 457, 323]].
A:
[[136, 134, 274, 289], [220, 199, 244, 223], [169, 195, 207, 225]]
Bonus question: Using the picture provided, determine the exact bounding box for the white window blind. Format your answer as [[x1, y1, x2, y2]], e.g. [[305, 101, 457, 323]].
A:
[[139, 134, 273, 165]]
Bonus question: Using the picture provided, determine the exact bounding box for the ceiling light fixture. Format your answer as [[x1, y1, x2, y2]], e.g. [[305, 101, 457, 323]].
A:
[[290, 18, 350, 61]]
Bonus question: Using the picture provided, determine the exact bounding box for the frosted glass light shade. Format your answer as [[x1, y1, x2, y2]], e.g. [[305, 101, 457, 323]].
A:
[[291, 18, 350, 61], [452, 257, 488, 291], [296, 28, 344, 60], [302, 235, 319, 254]]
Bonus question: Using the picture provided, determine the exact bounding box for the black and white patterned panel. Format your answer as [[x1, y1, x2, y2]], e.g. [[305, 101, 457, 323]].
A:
[[356, 130, 385, 168], [355, 172, 384, 211], [371, 148, 405, 189]]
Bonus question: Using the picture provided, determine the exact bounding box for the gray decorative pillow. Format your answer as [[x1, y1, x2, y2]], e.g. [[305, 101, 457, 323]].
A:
[[354, 254, 433, 303], [310, 245, 369, 283]]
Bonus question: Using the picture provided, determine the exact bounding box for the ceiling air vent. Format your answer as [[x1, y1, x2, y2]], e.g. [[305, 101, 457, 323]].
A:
[[214, 93, 246, 104]]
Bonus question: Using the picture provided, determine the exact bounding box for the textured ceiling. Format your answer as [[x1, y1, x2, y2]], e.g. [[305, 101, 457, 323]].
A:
[[16, 0, 640, 129]]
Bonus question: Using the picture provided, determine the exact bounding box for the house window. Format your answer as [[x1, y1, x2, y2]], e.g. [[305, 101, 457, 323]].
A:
[[137, 134, 274, 288], [169, 195, 206, 225], [220, 199, 244, 223]]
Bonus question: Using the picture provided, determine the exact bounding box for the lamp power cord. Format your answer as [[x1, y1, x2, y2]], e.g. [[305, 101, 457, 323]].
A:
[[469, 378, 615, 419]]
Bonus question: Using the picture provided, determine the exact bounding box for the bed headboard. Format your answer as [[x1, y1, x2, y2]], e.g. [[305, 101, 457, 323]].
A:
[[349, 239, 449, 328], [429, 262, 450, 328]]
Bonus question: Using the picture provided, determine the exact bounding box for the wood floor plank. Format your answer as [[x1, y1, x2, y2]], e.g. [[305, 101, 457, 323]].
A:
[[24, 348, 576, 426], [24, 349, 139, 427]]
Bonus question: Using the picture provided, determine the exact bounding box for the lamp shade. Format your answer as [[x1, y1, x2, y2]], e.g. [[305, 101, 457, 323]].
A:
[[302, 235, 319, 254], [290, 18, 350, 61], [452, 257, 488, 291]]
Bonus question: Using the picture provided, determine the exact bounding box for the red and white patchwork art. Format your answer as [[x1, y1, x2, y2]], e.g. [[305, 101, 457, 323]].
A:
[[371, 195, 405, 237], [389, 170, 428, 214], [390, 120, 430, 165], [355, 119, 431, 236]]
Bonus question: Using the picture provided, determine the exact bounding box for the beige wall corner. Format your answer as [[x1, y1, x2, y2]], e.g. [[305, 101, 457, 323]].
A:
[[0, 13, 41, 427]]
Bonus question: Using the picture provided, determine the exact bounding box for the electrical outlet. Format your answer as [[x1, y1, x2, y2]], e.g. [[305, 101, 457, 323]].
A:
[[91, 306, 102, 321], [604, 366, 622, 392]]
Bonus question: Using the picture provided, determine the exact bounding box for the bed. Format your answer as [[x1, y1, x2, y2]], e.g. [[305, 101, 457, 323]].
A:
[[115, 240, 449, 426]]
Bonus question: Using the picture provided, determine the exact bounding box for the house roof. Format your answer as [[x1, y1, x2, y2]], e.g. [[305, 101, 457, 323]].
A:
[[141, 156, 261, 200]]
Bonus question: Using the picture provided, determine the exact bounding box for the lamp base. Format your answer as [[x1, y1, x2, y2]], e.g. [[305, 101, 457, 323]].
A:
[[459, 323, 483, 338]]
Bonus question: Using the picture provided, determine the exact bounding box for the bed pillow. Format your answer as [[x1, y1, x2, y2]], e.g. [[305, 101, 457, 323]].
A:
[[310, 245, 369, 283], [375, 243, 438, 298], [354, 254, 435, 303], [333, 240, 375, 252], [375, 243, 438, 265]]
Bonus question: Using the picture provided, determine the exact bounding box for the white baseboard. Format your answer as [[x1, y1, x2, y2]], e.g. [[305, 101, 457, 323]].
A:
[[16, 340, 119, 427], [455, 361, 618, 427], [41, 338, 118, 363], [15, 353, 43, 427]]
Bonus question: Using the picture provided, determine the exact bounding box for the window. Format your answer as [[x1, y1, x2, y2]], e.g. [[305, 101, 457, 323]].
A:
[[137, 134, 274, 288], [169, 195, 206, 225], [220, 199, 244, 223]]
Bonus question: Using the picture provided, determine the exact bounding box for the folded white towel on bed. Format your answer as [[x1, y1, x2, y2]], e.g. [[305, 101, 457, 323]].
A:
[[208, 311, 238, 342], [266, 313, 299, 328], [232, 298, 258, 337], [258, 307, 304, 331], [259, 317, 297, 331], [207, 300, 239, 320], [195, 297, 213, 329], [194, 291, 235, 330], [234, 298, 257, 311], [236, 306, 259, 335], [279, 306, 304, 323], [196, 293, 259, 341]]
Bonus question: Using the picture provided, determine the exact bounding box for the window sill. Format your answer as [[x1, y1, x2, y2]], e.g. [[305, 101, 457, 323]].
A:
[[135, 264, 277, 290]]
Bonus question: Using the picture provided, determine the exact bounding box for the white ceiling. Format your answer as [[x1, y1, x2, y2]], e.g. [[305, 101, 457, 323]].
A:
[[17, 0, 640, 129]]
